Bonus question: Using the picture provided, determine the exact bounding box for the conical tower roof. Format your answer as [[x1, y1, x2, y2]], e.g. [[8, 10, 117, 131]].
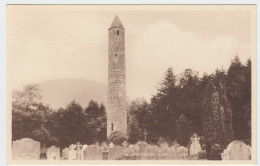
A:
[[109, 15, 124, 29]]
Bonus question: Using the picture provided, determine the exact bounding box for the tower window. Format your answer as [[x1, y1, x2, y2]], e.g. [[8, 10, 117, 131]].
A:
[[115, 53, 117, 57], [117, 30, 119, 35], [111, 123, 114, 131]]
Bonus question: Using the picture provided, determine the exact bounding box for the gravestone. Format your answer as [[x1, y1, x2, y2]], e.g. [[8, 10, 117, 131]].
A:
[[137, 141, 148, 153], [68, 144, 76, 160], [46, 145, 60, 160], [221, 140, 251, 160], [108, 145, 124, 160], [159, 142, 169, 149], [147, 145, 160, 160], [81, 144, 88, 160], [109, 142, 114, 148], [177, 146, 188, 157], [171, 143, 180, 154], [101, 142, 109, 160], [12, 138, 40, 160], [83, 145, 102, 160], [82, 145, 88, 151], [158, 143, 171, 160], [190, 133, 202, 155], [133, 144, 141, 152], [62, 148, 69, 160], [40, 145, 47, 160], [74, 142, 82, 160], [122, 141, 128, 147]]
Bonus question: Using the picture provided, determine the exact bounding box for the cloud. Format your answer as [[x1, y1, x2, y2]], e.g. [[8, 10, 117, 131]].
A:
[[126, 21, 250, 100]]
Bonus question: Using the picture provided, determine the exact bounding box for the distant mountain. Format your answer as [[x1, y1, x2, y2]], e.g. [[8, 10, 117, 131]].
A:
[[38, 79, 107, 109]]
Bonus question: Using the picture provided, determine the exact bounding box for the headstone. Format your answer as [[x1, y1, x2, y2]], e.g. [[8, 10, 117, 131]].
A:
[[40, 145, 47, 160], [83, 145, 102, 160], [221, 140, 251, 160], [190, 133, 202, 155], [109, 142, 114, 148], [101, 142, 109, 160], [81, 144, 88, 160], [177, 146, 188, 157], [159, 142, 169, 149], [68, 144, 76, 160], [137, 141, 148, 153], [101, 142, 109, 151], [74, 142, 82, 160], [12, 138, 40, 160], [133, 144, 141, 152], [146, 145, 159, 160], [122, 141, 128, 147], [62, 148, 69, 160], [46, 145, 60, 160], [82, 144, 88, 151], [171, 143, 180, 153], [129, 144, 134, 148], [108, 145, 124, 160]]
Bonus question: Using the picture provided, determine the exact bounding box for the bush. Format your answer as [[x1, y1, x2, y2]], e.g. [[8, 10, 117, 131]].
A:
[[198, 150, 207, 159], [107, 131, 127, 146], [210, 144, 223, 160], [201, 144, 206, 150]]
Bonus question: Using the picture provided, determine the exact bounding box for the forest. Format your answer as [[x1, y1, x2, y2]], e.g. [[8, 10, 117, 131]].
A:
[[12, 56, 251, 153]]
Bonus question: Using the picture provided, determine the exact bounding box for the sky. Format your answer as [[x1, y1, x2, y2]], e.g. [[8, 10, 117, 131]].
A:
[[7, 5, 254, 100]]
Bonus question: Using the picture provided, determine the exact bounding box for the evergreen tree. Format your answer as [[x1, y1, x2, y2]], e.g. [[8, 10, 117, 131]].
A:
[[176, 114, 191, 146], [150, 67, 178, 141], [202, 79, 233, 151], [227, 56, 251, 141]]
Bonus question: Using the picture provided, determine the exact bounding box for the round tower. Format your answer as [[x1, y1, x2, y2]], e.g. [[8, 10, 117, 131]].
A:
[[107, 15, 127, 137]]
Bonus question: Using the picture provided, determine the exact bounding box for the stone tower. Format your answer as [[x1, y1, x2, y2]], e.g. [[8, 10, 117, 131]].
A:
[[107, 15, 127, 137]]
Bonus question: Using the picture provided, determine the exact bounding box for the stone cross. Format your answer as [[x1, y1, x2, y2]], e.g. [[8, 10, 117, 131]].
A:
[[101, 141, 109, 151], [69, 144, 75, 150], [68, 144, 76, 160], [75, 142, 82, 160], [75, 142, 82, 150]]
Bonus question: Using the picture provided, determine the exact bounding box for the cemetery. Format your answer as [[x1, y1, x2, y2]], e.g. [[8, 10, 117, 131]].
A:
[[10, 15, 253, 162], [12, 135, 251, 160]]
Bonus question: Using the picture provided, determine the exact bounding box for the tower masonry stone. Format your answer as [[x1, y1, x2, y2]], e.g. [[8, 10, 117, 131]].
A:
[[107, 15, 127, 137]]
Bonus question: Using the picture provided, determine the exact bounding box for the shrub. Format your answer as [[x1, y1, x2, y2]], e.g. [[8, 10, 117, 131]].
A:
[[201, 144, 206, 150], [107, 131, 127, 146], [198, 150, 207, 159], [210, 144, 223, 160], [157, 137, 169, 146]]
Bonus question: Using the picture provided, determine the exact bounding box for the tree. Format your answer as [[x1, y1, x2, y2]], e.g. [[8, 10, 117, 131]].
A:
[[176, 114, 191, 146], [12, 84, 42, 111], [150, 67, 178, 142], [178, 69, 202, 135], [202, 79, 233, 153], [12, 85, 56, 146], [84, 100, 107, 143], [227, 56, 251, 141], [127, 98, 151, 143]]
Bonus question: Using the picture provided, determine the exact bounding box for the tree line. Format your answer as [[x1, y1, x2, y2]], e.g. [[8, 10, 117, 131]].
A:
[[128, 56, 251, 150], [12, 56, 251, 153], [12, 86, 106, 149]]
